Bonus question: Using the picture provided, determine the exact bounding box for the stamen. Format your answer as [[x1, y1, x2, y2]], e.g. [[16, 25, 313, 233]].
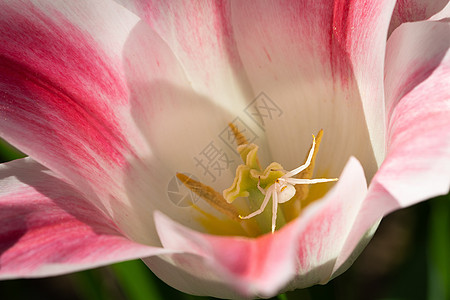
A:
[[282, 129, 324, 221], [176, 173, 240, 221], [293, 129, 324, 201], [228, 122, 248, 146]]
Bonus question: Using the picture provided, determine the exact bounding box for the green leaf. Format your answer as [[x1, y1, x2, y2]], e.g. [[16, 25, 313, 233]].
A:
[[72, 270, 110, 300], [277, 293, 288, 300], [110, 260, 163, 300], [0, 139, 25, 162], [428, 193, 450, 300]]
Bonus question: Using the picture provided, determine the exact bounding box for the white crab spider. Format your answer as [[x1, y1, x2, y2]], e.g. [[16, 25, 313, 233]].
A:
[[239, 135, 338, 233]]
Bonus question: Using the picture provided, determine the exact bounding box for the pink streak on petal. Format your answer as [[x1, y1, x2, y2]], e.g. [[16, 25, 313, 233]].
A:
[[385, 21, 450, 123], [0, 3, 128, 161], [0, 2, 135, 207], [381, 21, 450, 206], [331, 0, 395, 163], [0, 158, 167, 279], [229, 1, 391, 174], [389, 0, 449, 35]]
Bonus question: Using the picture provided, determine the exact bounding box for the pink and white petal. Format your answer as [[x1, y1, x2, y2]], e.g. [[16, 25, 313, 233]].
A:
[[382, 20, 450, 206], [117, 19, 243, 245], [431, 2, 450, 20], [334, 20, 450, 272], [230, 0, 393, 180], [0, 158, 167, 279], [29, 0, 140, 60], [389, 0, 449, 35], [331, 178, 401, 276], [148, 211, 300, 299], [115, 0, 252, 115], [145, 157, 367, 298], [337, 0, 396, 165], [121, 20, 236, 180], [0, 1, 151, 225]]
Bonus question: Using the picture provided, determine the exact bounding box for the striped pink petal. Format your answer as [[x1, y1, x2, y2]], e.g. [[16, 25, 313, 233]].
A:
[[335, 19, 450, 271], [379, 20, 450, 208], [0, 158, 167, 278], [0, 1, 146, 213], [229, 0, 395, 168]]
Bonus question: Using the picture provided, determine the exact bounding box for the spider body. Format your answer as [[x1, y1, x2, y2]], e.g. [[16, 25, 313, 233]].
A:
[[239, 135, 338, 233]]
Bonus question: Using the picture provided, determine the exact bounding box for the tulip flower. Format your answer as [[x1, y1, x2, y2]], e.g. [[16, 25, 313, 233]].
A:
[[0, 0, 449, 299]]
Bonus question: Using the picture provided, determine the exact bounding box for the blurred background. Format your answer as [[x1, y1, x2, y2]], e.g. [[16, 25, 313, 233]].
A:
[[0, 139, 448, 300]]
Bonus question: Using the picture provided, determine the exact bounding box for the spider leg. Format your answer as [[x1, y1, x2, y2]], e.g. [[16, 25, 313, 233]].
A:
[[285, 177, 338, 185], [283, 134, 316, 178], [271, 188, 278, 233], [240, 185, 273, 220], [257, 176, 266, 195]]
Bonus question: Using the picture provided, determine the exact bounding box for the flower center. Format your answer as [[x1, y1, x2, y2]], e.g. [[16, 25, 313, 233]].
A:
[[177, 124, 337, 236]]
